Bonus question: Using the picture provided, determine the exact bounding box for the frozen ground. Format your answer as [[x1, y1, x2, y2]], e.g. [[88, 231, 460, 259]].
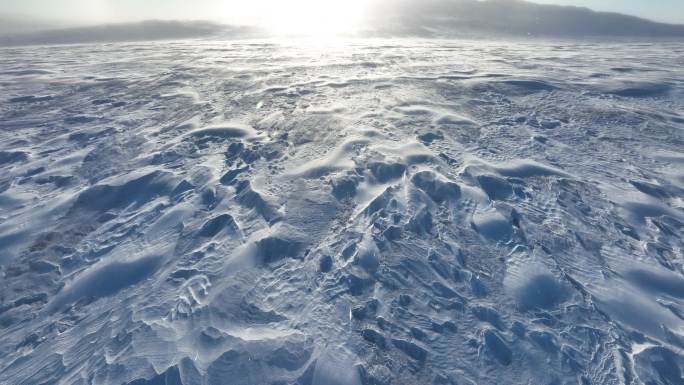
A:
[[0, 39, 683, 385]]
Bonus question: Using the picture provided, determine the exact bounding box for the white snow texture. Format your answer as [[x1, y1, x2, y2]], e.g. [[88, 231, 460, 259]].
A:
[[1, 38, 684, 385]]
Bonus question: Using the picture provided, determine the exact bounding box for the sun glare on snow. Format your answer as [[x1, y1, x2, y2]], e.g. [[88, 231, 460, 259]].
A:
[[252, 0, 372, 37]]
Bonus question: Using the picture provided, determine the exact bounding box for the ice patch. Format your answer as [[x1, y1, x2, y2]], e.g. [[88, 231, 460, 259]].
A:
[[47, 253, 164, 312], [72, 170, 177, 212], [472, 209, 512, 241], [604, 80, 673, 98], [493, 160, 569, 178], [188, 123, 256, 140]]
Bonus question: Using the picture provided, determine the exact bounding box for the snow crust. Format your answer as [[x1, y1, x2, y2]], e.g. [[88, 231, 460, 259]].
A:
[[1, 39, 683, 384]]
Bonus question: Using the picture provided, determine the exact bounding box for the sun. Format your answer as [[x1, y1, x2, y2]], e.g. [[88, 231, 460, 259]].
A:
[[251, 0, 372, 37]]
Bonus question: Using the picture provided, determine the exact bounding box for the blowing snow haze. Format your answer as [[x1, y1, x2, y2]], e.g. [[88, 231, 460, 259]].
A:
[[1, 1, 684, 385], [1, 0, 684, 44]]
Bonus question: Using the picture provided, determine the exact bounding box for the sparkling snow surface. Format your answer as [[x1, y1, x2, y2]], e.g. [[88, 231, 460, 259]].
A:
[[1, 39, 684, 385]]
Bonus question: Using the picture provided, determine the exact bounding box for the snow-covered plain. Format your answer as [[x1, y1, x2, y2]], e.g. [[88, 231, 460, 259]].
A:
[[1, 38, 683, 384]]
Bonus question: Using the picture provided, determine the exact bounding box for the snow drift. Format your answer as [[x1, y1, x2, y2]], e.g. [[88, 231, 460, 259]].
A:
[[1, 37, 683, 384]]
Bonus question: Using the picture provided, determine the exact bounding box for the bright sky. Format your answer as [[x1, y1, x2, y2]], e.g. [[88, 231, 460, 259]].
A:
[[1, 0, 682, 30]]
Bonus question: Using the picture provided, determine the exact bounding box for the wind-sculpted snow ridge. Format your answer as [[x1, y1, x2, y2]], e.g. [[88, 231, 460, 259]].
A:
[[1, 39, 683, 385]]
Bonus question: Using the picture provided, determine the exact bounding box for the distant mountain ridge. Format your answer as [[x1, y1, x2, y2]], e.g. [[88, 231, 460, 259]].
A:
[[364, 0, 684, 37], [0, 20, 259, 47]]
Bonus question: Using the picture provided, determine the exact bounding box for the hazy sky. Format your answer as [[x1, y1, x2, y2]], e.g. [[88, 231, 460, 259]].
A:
[[1, 0, 683, 25]]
